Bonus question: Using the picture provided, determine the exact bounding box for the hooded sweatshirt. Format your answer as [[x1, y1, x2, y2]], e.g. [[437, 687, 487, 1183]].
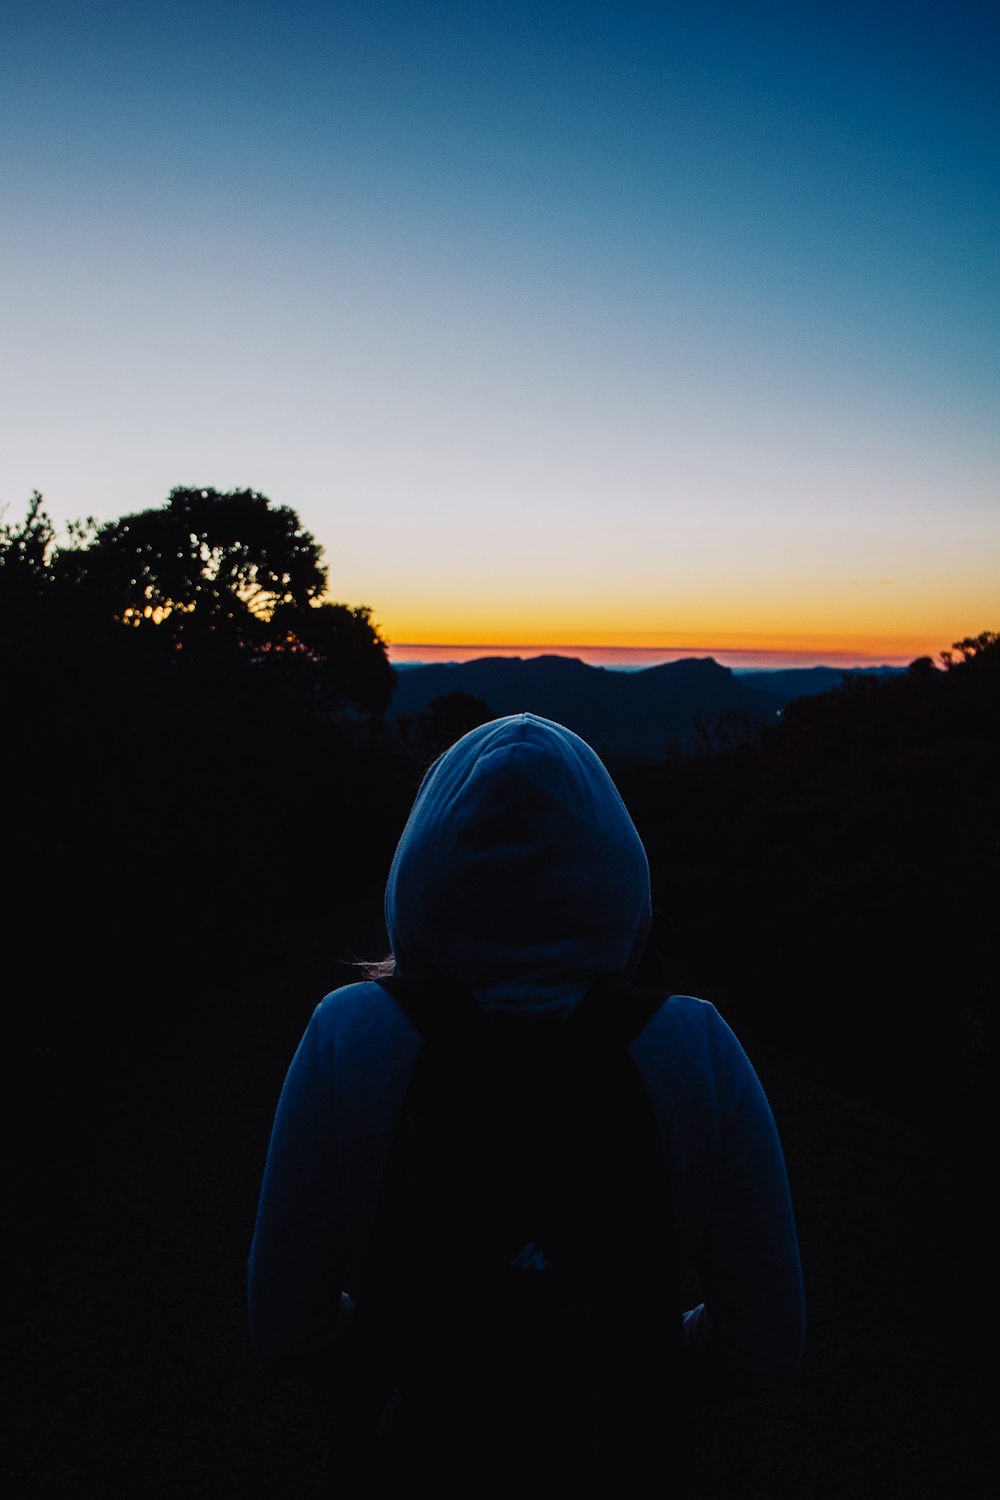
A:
[[248, 714, 805, 1389]]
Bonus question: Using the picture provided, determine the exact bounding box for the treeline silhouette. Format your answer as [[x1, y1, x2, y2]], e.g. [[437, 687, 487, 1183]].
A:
[[3, 488, 408, 1020], [2, 489, 995, 1255], [2, 488, 409, 1293]]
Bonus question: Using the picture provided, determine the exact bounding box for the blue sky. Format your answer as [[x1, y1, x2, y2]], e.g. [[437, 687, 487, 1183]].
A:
[[2, 1, 997, 657]]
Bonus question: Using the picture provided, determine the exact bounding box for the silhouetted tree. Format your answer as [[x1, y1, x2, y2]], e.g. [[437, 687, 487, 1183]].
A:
[[13, 484, 397, 715], [907, 655, 936, 678], [1, 484, 397, 725], [53, 486, 325, 650], [0, 489, 54, 571], [268, 600, 396, 717], [940, 630, 998, 669], [690, 708, 766, 756], [396, 691, 494, 759], [0, 491, 57, 630]]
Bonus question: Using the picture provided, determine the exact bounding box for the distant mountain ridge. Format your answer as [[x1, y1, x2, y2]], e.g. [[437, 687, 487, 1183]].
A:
[[389, 654, 901, 758], [739, 665, 902, 697]]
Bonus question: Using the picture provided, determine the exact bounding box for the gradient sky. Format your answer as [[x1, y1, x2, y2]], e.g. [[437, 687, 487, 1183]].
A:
[[2, 1, 997, 662]]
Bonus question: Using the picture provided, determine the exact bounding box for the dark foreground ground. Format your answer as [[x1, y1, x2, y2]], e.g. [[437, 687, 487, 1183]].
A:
[[8, 913, 989, 1499]]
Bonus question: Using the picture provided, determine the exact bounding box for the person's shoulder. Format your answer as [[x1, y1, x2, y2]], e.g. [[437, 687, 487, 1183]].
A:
[[637, 992, 760, 1093], [643, 991, 724, 1045], [664, 993, 753, 1051], [314, 979, 390, 1017], [311, 980, 419, 1045], [663, 992, 718, 1020]]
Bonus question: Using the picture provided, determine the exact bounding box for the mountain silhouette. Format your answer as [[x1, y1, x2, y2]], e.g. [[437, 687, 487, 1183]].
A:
[[389, 654, 781, 758], [389, 656, 908, 758]]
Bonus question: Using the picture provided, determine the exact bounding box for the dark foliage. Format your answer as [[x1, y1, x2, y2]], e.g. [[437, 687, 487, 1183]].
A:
[[1, 486, 394, 693], [395, 690, 494, 760], [0, 488, 70, 632], [55, 486, 327, 651], [265, 600, 397, 718], [617, 632, 998, 1155], [2, 488, 405, 1285]]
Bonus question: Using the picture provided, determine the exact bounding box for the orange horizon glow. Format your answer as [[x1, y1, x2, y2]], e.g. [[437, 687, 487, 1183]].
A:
[[385, 627, 945, 654], [380, 623, 964, 668], [341, 545, 998, 671], [365, 588, 996, 668]]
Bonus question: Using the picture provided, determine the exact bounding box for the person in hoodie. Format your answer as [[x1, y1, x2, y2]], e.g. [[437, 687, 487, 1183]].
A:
[[248, 713, 805, 1402]]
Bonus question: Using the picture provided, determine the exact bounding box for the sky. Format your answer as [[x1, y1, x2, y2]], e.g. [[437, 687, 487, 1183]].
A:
[[2, 0, 997, 664]]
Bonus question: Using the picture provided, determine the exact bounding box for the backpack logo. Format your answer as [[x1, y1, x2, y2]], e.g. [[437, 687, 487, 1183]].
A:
[[511, 1241, 551, 1271]]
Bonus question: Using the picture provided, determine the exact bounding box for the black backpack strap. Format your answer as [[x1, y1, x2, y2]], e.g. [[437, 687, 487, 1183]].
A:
[[563, 975, 670, 1049], [375, 972, 488, 1045]]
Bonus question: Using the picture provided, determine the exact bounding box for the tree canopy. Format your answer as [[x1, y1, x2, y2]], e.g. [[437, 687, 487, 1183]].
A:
[[0, 485, 395, 715], [0, 489, 58, 626], [59, 486, 327, 650]]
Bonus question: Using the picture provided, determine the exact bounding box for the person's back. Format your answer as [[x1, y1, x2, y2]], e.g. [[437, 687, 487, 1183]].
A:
[[248, 714, 805, 1492], [344, 972, 688, 1496]]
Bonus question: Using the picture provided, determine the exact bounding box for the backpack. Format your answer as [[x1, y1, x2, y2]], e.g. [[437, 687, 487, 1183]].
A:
[[339, 973, 688, 1498]]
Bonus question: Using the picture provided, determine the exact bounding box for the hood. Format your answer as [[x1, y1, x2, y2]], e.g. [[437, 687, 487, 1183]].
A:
[[385, 713, 651, 1008]]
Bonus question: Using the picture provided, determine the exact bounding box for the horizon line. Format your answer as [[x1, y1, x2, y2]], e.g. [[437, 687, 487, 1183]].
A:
[[387, 641, 910, 657], [386, 641, 921, 669]]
